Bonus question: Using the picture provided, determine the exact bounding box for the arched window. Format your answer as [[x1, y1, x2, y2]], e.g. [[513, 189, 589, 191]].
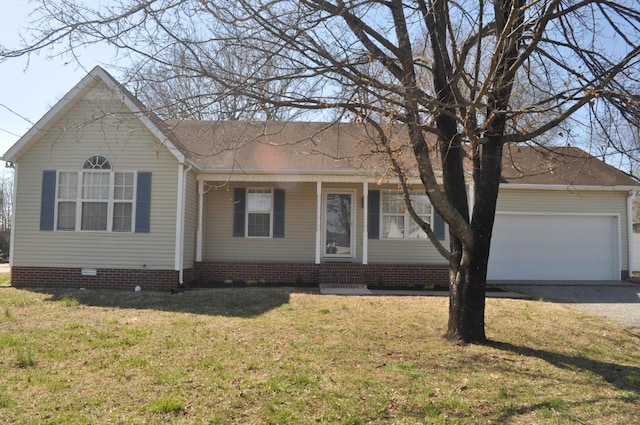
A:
[[54, 155, 137, 232], [83, 155, 112, 170]]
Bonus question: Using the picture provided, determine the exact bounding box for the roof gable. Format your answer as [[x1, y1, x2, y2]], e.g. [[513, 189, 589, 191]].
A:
[[2, 66, 186, 164]]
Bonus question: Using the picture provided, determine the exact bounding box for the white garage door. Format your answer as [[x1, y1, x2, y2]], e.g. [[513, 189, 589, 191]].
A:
[[488, 214, 619, 280]]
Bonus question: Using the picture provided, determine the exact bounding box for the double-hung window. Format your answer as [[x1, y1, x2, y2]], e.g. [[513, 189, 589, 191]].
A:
[[381, 190, 432, 239], [247, 188, 272, 237], [55, 155, 136, 232]]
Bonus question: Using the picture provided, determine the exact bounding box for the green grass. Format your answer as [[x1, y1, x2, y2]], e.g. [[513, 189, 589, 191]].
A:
[[0, 287, 639, 424], [0, 273, 9, 287]]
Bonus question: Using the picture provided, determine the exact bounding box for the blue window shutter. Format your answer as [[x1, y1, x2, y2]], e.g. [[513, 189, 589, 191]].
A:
[[40, 170, 57, 231], [368, 190, 380, 239], [233, 188, 246, 237], [273, 188, 285, 238], [433, 210, 445, 240], [135, 172, 152, 233]]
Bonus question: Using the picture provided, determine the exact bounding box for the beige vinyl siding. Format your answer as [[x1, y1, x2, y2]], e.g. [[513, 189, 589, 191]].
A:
[[203, 181, 448, 264], [496, 188, 630, 270], [182, 170, 197, 268], [12, 81, 179, 270], [204, 182, 318, 262], [367, 184, 449, 264]]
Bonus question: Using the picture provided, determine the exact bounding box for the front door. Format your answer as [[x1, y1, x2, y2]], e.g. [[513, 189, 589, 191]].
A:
[[323, 191, 355, 258]]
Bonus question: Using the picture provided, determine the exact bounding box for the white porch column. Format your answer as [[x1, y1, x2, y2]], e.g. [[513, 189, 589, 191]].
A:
[[174, 164, 185, 272], [627, 190, 635, 275], [362, 181, 368, 265], [315, 181, 322, 264], [196, 180, 204, 262]]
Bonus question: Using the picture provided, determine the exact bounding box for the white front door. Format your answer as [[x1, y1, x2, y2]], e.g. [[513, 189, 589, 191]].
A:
[[323, 191, 355, 258]]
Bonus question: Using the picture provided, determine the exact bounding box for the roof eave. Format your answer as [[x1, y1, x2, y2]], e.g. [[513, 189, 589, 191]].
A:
[[500, 183, 639, 191]]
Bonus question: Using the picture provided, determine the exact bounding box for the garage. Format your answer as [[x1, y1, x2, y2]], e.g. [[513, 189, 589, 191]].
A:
[[487, 213, 619, 281]]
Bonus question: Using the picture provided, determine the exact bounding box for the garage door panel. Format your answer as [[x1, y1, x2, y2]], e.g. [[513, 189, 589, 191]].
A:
[[488, 214, 618, 280]]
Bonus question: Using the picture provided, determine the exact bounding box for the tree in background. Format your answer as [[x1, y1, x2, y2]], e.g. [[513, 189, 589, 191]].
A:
[[2, 0, 639, 343], [0, 170, 13, 257]]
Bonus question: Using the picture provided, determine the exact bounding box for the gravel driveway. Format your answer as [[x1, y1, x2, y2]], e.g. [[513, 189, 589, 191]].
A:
[[504, 282, 640, 331]]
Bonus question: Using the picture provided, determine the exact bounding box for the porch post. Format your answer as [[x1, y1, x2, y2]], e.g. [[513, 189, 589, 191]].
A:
[[196, 180, 204, 262], [315, 181, 322, 264], [175, 164, 185, 273], [362, 181, 368, 265], [467, 183, 475, 214]]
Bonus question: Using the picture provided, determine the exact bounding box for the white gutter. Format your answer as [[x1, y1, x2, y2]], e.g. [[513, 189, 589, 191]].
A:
[[499, 183, 639, 192], [196, 172, 437, 185]]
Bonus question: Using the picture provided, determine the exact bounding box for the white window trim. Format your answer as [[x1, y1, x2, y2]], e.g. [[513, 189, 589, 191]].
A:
[[380, 190, 432, 240], [245, 187, 274, 238], [54, 169, 138, 232]]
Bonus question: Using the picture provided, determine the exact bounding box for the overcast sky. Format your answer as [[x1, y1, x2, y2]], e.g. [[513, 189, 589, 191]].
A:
[[0, 2, 117, 158]]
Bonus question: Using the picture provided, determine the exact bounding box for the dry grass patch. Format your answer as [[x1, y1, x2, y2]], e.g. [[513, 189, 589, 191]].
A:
[[0, 287, 638, 424], [0, 273, 10, 287]]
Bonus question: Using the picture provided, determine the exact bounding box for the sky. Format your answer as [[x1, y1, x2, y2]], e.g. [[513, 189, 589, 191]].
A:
[[0, 2, 118, 158]]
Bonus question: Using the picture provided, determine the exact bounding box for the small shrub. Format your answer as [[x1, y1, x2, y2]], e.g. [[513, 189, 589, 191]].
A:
[[376, 275, 385, 287], [423, 283, 435, 290], [295, 274, 304, 286], [16, 346, 35, 368], [246, 279, 257, 286], [149, 397, 184, 414]]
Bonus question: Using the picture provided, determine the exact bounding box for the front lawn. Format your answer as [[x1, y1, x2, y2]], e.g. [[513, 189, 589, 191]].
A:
[[0, 287, 638, 424]]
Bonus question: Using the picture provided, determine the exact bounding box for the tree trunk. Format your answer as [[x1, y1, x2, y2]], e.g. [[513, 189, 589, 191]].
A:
[[446, 142, 503, 344], [446, 246, 488, 343]]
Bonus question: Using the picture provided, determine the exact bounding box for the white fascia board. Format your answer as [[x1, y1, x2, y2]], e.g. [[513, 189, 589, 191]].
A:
[[196, 171, 429, 185], [499, 183, 639, 192]]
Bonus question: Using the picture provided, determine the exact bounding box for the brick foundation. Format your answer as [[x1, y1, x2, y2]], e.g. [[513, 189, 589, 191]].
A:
[[10, 266, 191, 290], [193, 261, 449, 287], [9, 262, 449, 290]]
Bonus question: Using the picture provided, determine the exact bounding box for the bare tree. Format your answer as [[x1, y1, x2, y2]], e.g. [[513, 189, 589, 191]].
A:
[[0, 170, 13, 257], [122, 46, 303, 121], [2, 0, 639, 343]]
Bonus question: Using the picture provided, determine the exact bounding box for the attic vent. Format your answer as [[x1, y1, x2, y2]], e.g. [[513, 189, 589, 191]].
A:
[[83, 155, 112, 170]]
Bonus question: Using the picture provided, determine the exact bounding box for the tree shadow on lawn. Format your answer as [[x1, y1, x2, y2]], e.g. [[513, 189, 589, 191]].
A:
[[39, 287, 304, 318], [489, 340, 640, 394]]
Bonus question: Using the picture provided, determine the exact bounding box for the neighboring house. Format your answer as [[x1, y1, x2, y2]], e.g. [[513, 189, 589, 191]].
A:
[[2, 66, 638, 289]]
